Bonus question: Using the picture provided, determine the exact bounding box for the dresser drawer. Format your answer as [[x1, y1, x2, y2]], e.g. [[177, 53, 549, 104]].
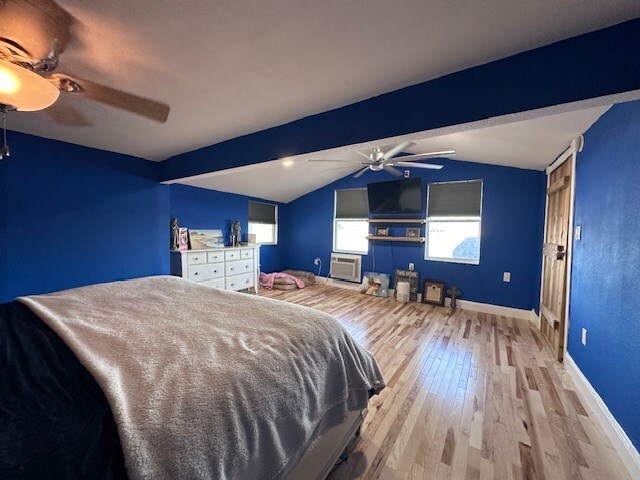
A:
[[225, 273, 254, 291], [200, 278, 225, 289], [187, 252, 207, 265], [206, 251, 224, 263], [240, 249, 253, 259], [225, 259, 253, 277], [224, 250, 241, 261], [187, 264, 223, 282]]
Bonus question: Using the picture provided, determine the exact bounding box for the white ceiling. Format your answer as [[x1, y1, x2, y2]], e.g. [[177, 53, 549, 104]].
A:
[[175, 105, 610, 203], [5, 0, 640, 161]]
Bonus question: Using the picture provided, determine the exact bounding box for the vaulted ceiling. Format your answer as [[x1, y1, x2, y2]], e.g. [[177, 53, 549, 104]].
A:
[[174, 105, 611, 203], [6, 0, 640, 161]]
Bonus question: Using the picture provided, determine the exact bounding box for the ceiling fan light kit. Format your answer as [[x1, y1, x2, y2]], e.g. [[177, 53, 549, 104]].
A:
[[0, 0, 171, 126], [0, 58, 59, 111]]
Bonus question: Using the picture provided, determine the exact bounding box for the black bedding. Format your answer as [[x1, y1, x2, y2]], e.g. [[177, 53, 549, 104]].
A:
[[0, 301, 127, 479]]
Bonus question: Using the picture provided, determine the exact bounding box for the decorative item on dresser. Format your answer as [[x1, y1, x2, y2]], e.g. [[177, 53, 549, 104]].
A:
[[170, 218, 180, 250], [170, 245, 260, 293]]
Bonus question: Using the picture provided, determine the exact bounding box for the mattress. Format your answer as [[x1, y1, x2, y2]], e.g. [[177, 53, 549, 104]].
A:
[[1, 276, 385, 479]]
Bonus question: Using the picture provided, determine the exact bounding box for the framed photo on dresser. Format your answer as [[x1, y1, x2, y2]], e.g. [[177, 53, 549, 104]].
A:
[[188, 229, 224, 250], [178, 228, 189, 251]]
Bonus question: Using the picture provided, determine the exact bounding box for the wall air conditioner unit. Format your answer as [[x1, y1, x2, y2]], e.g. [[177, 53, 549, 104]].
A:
[[330, 253, 361, 283]]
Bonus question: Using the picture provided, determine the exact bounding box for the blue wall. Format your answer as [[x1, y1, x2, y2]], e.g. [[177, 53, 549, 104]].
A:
[[0, 132, 169, 302], [285, 159, 545, 311], [568, 101, 640, 450], [169, 184, 287, 273]]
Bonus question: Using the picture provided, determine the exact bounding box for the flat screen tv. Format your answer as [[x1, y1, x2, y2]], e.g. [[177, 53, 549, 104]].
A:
[[367, 178, 423, 214]]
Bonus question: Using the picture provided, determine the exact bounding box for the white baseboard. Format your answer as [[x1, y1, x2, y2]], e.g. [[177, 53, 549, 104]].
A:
[[324, 278, 538, 323], [318, 276, 362, 291], [564, 353, 640, 478], [444, 298, 537, 322]]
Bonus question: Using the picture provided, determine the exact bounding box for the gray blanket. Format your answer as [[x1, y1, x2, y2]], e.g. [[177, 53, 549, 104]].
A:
[[19, 276, 384, 480]]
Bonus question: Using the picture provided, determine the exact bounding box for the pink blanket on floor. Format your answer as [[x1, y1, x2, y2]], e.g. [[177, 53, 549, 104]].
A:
[[259, 272, 306, 289]]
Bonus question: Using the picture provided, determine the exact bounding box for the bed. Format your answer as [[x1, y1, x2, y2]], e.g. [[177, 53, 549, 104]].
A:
[[0, 275, 385, 479]]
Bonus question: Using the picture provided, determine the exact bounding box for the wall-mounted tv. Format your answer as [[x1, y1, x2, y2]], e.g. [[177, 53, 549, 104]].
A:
[[367, 178, 423, 214]]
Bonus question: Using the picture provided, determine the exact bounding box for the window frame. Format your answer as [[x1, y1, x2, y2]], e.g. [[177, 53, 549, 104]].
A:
[[333, 188, 369, 255], [248, 201, 278, 245], [425, 180, 483, 265]]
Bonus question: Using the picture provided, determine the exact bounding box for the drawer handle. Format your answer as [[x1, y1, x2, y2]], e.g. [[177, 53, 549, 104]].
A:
[[230, 267, 234, 271], [230, 283, 235, 287], [194, 257, 199, 261], [194, 272, 199, 276], [214, 270, 218, 273], [245, 279, 249, 283], [245, 265, 249, 269]]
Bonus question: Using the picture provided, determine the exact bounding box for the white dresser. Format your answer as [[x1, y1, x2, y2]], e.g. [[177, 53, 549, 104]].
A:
[[170, 246, 260, 293]]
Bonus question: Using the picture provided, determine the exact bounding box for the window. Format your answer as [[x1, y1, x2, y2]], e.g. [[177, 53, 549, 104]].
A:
[[333, 188, 369, 254], [426, 180, 482, 264], [248, 201, 278, 244]]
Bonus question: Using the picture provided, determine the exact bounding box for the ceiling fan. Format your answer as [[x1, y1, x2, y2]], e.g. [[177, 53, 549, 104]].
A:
[[0, 0, 170, 123], [308, 141, 455, 178]]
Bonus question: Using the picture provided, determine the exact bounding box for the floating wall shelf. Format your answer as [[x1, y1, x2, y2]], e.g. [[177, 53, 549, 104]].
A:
[[367, 235, 425, 243], [367, 218, 425, 224]]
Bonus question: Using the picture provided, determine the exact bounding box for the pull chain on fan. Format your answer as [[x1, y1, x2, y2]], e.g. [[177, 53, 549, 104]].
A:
[[0, 105, 11, 159]]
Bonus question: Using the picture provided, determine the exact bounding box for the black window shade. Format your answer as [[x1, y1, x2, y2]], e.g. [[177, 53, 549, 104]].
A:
[[335, 189, 368, 219], [248, 201, 277, 224], [427, 180, 482, 217]]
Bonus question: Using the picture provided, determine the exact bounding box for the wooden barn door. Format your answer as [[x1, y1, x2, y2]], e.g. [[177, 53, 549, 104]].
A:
[[540, 156, 573, 361]]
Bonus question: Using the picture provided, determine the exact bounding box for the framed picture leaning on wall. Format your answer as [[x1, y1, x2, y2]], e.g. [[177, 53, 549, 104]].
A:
[[422, 279, 445, 306]]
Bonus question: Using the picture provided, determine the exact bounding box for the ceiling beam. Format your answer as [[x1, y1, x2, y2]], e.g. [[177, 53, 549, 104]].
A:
[[160, 18, 640, 182]]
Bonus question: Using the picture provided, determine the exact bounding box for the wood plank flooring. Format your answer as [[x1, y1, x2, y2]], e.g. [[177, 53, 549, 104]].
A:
[[259, 285, 630, 480]]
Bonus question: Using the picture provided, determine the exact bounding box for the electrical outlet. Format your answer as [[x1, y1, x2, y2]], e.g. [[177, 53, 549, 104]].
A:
[[313, 257, 321, 266], [404, 170, 410, 178], [582, 328, 587, 346], [503, 272, 511, 282], [575, 225, 582, 240], [408, 263, 415, 271]]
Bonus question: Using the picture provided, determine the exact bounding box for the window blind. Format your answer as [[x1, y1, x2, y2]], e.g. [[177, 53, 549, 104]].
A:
[[248, 201, 277, 224], [335, 189, 368, 219], [427, 180, 482, 217]]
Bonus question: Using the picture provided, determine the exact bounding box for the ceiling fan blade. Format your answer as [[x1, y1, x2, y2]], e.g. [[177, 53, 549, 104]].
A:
[[353, 167, 370, 178], [0, 0, 74, 61], [383, 165, 403, 177], [394, 161, 443, 170], [307, 159, 364, 164], [355, 151, 372, 160], [321, 165, 362, 172], [382, 141, 414, 161], [50, 73, 170, 123], [395, 150, 455, 162], [44, 102, 93, 127]]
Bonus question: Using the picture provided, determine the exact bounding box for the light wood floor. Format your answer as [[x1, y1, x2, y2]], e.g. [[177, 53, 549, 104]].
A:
[[260, 285, 630, 480]]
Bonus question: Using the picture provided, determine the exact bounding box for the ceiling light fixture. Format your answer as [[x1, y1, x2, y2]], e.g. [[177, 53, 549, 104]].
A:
[[282, 158, 294, 167], [0, 59, 60, 111]]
